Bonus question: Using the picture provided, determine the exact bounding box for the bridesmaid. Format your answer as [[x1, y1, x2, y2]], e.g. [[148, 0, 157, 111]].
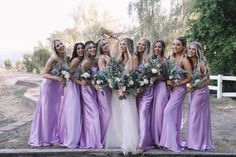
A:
[[80, 41, 103, 148], [150, 40, 170, 147], [185, 41, 213, 150], [58, 42, 85, 148], [96, 38, 112, 145], [159, 36, 192, 152], [135, 38, 154, 153], [28, 39, 67, 146]]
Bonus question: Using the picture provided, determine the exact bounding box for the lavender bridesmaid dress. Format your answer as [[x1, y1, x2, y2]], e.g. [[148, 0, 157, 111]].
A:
[[58, 80, 82, 148], [159, 67, 186, 152], [80, 67, 103, 148], [97, 86, 111, 145], [137, 64, 154, 150], [28, 79, 63, 146], [151, 80, 169, 146], [185, 86, 213, 150]]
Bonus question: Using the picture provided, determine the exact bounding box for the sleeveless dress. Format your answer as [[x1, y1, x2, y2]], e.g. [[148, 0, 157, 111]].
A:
[[151, 80, 169, 146], [58, 65, 82, 148], [159, 66, 186, 152], [185, 85, 213, 150], [80, 67, 103, 148], [136, 64, 154, 150], [28, 63, 64, 146]]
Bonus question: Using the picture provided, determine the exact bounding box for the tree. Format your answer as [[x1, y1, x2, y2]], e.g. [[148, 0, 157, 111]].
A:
[[23, 42, 50, 73], [187, 0, 236, 92], [128, 0, 194, 45], [4, 58, 12, 69]]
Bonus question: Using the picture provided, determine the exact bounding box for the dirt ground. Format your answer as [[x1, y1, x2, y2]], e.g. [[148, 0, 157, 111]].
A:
[[0, 70, 235, 153]]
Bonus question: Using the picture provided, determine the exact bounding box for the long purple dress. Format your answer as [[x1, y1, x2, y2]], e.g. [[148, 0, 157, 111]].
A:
[[97, 86, 111, 145], [185, 86, 213, 150], [28, 79, 63, 146], [159, 67, 186, 152], [80, 67, 103, 148], [58, 79, 82, 148], [151, 80, 169, 146], [137, 64, 154, 150]]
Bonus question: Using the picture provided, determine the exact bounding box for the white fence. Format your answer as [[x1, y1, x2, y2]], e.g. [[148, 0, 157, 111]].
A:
[[209, 75, 236, 99]]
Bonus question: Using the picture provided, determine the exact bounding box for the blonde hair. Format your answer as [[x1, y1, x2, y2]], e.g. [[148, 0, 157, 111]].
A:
[[135, 38, 151, 64], [96, 38, 109, 57], [118, 38, 135, 72], [190, 41, 210, 76], [50, 39, 62, 60]]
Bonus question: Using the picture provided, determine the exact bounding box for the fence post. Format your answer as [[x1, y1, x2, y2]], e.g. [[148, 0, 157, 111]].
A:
[[217, 74, 222, 99]]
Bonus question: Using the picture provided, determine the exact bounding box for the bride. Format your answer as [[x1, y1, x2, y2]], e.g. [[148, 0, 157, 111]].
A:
[[105, 37, 139, 154]]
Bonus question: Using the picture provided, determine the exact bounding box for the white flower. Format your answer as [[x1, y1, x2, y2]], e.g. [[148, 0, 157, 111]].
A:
[[169, 75, 173, 79], [96, 80, 103, 85], [64, 72, 70, 80], [194, 79, 201, 84], [122, 86, 126, 92], [115, 77, 120, 82], [151, 68, 158, 74], [108, 79, 112, 83], [139, 81, 144, 86], [81, 72, 90, 79], [129, 80, 134, 85], [108, 82, 113, 88], [144, 79, 149, 85], [61, 70, 70, 80]]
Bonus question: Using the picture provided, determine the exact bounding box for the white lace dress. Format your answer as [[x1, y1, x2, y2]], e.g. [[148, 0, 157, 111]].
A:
[[105, 69, 139, 154]]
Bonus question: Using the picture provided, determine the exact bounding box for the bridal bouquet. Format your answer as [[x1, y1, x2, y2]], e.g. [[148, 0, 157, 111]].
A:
[[50, 62, 70, 84], [118, 71, 139, 100], [162, 57, 186, 84], [106, 58, 124, 90], [92, 70, 108, 95]]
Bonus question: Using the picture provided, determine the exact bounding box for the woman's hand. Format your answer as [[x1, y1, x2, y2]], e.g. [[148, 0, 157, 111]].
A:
[[56, 76, 66, 86]]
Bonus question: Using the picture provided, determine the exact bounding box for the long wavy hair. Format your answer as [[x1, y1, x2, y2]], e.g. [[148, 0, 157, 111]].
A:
[[151, 40, 166, 59], [96, 38, 110, 56], [117, 37, 135, 71], [171, 35, 187, 58], [50, 39, 62, 60], [189, 41, 210, 76], [70, 42, 85, 62], [135, 38, 151, 64]]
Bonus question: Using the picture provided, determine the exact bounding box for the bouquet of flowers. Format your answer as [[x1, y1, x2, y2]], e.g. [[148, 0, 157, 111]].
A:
[[144, 58, 163, 85], [118, 71, 140, 100], [191, 69, 205, 88], [106, 58, 124, 90], [73, 66, 92, 81], [50, 62, 70, 84], [135, 65, 150, 88], [162, 57, 186, 84], [92, 70, 108, 95]]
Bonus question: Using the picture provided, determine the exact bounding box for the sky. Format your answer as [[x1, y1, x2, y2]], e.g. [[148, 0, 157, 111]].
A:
[[0, 0, 132, 63], [0, 0, 170, 64]]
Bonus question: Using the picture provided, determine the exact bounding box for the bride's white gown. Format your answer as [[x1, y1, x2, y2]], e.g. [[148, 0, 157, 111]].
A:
[[105, 89, 139, 153]]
